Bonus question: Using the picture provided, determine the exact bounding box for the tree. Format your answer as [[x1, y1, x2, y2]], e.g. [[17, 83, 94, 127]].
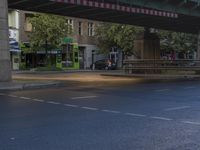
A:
[[28, 13, 72, 65], [96, 23, 198, 59], [159, 30, 197, 53], [95, 23, 143, 55]]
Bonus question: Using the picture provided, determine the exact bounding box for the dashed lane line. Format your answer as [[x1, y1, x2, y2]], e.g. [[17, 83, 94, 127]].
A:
[[124, 113, 146, 117], [32, 99, 45, 102], [182, 121, 200, 126], [19, 97, 31, 100], [164, 106, 191, 111], [150, 116, 173, 121], [184, 86, 196, 89], [155, 89, 170, 92], [1, 93, 200, 126], [7, 95, 18, 98], [71, 96, 97, 100], [46, 101, 61, 105], [102, 110, 121, 114], [81, 107, 98, 111], [64, 104, 79, 108]]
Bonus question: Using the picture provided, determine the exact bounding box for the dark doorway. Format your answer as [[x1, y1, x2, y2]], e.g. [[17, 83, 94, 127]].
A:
[[79, 47, 85, 69]]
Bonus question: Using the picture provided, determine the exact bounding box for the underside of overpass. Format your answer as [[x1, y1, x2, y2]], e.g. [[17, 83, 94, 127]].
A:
[[7, 0, 200, 33]]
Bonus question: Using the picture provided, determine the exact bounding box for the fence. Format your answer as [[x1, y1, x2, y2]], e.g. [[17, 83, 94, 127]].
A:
[[124, 59, 200, 74]]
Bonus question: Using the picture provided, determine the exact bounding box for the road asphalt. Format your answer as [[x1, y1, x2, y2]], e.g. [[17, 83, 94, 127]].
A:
[[1, 77, 200, 150]]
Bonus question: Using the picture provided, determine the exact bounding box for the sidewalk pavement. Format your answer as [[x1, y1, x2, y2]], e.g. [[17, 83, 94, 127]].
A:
[[3, 70, 199, 91], [13, 69, 124, 75], [0, 80, 61, 91], [13, 69, 102, 74]]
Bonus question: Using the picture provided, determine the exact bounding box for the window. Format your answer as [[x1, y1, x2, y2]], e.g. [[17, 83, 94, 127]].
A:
[[78, 21, 82, 35], [25, 18, 32, 32], [24, 13, 33, 32], [67, 19, 73, 27], [67, 19, 74, 33], [88, 22, 94, 36]]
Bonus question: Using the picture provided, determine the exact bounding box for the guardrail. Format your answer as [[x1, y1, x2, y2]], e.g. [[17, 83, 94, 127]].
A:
[[124, 59, 200, 74]]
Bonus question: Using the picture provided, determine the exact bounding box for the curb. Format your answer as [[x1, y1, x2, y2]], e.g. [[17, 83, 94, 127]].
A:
[[13, 70, 124, 75], [13, 70, 96, 74], [0, 81, 61, 91], [101, 73, 200, 81]]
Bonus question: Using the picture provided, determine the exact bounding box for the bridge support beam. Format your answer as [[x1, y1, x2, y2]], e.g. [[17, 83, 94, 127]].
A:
[[134, 28, 160, 59], [0, 0, 12, 82]]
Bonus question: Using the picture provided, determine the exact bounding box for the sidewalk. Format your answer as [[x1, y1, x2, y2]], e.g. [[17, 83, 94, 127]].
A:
[[12, 72, 134, 82], [13, 69, 99, 74], [13, 69, 124, 74], [4, 71, 199, 91], [0, 80, 61, 91]]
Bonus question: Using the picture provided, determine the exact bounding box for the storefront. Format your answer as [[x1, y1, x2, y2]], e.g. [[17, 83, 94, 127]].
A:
[[56, 38, 80, 70], [9, 38, 21, 70], [20, 37, 80, 70]]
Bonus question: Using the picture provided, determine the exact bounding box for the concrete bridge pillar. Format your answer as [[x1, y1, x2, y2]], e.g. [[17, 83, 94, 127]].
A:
[[134, 28, 160, 59], [0, 0, 12, 82]]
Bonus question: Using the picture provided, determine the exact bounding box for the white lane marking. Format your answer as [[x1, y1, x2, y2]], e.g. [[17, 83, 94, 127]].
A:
[[184, 86, 196, 89], [0, 93, 5, 96], [46, 101, 61, 105], [182, 121, 200, 126], [7, 95, 18, 98], [81, 107, 98, 111], [71, 96, 97, 100], [164, 106, 191, 111], [102, 109, 121, 114], [64, 104, 79, 108], [125, 113, 146, 117], [10, 137, 16, 141], [20, 97, 31, 100], [155, 89, 170, 92], [32, 99, 45, 102], [150, 116, 172, 121]]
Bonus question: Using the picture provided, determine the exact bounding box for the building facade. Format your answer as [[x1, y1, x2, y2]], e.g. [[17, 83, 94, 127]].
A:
[[9, 10, 104, 69], [8, 10, 21, 70]]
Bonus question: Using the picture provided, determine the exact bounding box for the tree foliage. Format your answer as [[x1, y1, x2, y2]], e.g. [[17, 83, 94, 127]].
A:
[[159, 30, 197, 53], [95, 23, 143, 54], [28, 13, 71, 52], [96, 23, 198, 56]]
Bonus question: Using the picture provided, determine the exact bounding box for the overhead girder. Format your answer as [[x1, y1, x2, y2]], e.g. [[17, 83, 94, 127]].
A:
[[7, 0, 200, 34], [116, 0, 200, 17]]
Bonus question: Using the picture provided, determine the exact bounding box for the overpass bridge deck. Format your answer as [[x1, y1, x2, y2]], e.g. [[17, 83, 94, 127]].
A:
[[7, 0, 200, 33]]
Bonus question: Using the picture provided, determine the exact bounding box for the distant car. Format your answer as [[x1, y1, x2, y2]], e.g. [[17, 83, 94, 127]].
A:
[[90, 59, 117, 70]]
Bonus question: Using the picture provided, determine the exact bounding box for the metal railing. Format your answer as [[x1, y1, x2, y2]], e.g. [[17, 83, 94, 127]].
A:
[[124, 59, 200, 74]]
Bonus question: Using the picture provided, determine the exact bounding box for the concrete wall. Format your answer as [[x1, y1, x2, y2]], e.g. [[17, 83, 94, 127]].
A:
[[134, 32, 160, 59], [0, 0, 12, 81]]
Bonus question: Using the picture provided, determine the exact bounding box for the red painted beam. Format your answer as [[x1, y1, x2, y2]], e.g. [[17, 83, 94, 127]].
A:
[[50, 0, 178, 18]]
